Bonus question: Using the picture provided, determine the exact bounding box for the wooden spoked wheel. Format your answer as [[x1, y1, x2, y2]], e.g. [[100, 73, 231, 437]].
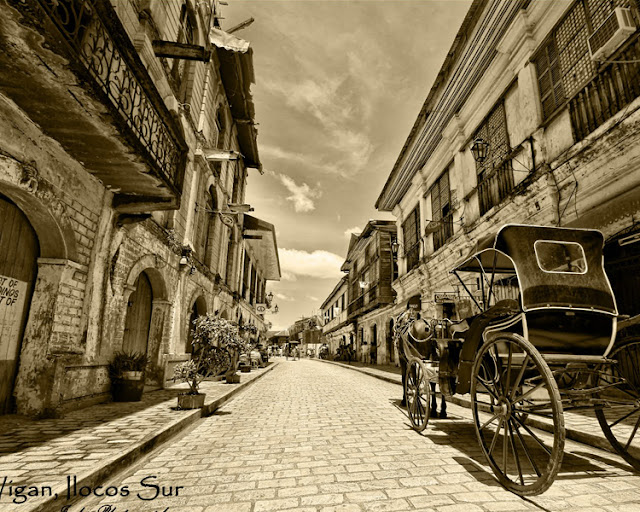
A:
[[596, 339, 640, 471], [471, 333, 565, 496], [405, 359, 430, 432]]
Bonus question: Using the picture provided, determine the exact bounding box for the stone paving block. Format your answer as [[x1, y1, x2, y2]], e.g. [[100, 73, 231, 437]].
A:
[[320, 505, 363, 512], [385, 486, 429, 499], [483, 502, 534, 511], [299, 493, 344, 506], [253, 497, 301, 511], [361, 498, 410, 511], [204, 502, 253, 512], [453, 491, 496, 502], [277, 485, 320, 498]]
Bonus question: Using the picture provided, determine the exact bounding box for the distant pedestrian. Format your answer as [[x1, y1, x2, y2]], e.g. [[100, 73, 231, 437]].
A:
[[370, 342, 377, 365]]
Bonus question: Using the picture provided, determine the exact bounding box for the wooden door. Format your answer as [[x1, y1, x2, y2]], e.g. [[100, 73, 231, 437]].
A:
[[122, 272, 152, 355], [0, 196, 39, 414]]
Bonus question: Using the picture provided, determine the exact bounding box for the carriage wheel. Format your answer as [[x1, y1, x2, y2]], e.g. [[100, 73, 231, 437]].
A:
[[595, 339, 640, 471], [471, 333, 565, 496], [405, 359, 430, 432]]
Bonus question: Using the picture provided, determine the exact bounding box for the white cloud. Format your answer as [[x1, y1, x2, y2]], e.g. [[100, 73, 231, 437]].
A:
[[279, 248, 344, 279], [278, 174, 321, 213], [344, 226, 361, 238], [307, 295, 319, 302], [280, 270, 298, 282], [275, 292, 295, 301]]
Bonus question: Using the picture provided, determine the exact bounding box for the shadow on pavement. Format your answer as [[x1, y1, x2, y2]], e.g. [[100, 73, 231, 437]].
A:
[[395, 403, 625, 489], [0, 387, 185, 456]]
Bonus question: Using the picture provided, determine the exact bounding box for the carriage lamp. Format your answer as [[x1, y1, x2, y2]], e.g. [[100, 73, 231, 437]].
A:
[[470, 138, 490, 163]]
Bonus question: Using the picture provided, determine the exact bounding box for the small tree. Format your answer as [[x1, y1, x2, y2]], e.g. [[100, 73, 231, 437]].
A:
[[174, 314, 249, 391], [174, 313, 249, 394]]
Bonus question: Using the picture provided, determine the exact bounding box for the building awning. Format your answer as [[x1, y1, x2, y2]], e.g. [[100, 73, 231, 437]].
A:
[[210, 27, 250, 53], [243, 215, 281, 280], [213, 29, 261, 172]]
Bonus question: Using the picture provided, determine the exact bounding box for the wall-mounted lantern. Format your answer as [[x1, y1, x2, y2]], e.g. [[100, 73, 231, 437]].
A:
[[470, 137, 490, 163]]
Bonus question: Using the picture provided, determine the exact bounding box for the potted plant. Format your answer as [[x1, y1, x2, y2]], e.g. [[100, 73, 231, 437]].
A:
[[108, 351, 148, 402], [173, 315, 245, 407]]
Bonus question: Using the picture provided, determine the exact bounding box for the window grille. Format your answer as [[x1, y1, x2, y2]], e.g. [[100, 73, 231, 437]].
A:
[[402, 205, 421, 272], [430, 170, 453, 251], [534, 0, 636, 121], [474, 102, 514, 215]]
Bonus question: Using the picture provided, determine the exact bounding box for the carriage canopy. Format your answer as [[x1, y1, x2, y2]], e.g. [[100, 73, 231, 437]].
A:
[[452, 225, 617, 315]]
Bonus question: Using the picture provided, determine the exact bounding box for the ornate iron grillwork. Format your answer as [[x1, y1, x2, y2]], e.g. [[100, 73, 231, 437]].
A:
[[34, 0, 187, 191]]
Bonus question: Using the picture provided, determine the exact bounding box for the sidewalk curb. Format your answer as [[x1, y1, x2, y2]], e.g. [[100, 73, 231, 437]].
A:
[[320, 359, 634, 459], [33, 362, 278, 512]]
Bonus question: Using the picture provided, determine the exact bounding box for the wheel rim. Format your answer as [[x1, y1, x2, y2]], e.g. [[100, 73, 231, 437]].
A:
[[406, 360, 430, 432], [471, 334, 565, 496], [596, 339, 640, 471]]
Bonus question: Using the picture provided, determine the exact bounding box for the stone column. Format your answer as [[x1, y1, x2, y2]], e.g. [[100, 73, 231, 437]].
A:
[[14, 259, 83, 417]]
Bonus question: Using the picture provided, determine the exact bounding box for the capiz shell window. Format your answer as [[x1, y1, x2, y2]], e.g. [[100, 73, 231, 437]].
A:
[[534, 240, 588, 274]]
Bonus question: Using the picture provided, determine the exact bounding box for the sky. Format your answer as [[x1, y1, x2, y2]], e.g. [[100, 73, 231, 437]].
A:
[[221, 0, 473, 331]]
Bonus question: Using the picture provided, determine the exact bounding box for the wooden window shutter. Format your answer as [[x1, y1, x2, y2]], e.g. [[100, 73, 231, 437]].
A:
[[535, 38, 565, 120]]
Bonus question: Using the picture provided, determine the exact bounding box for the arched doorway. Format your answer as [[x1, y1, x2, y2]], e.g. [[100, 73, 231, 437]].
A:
[[122, 271, 153, 355], [186, 296, 206, 353], [0, 195, 40, 414]]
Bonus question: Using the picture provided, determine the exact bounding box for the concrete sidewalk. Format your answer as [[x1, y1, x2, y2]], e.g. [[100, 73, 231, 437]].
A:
[[0, 362, 277, 512], [322, 359, 640, 461]]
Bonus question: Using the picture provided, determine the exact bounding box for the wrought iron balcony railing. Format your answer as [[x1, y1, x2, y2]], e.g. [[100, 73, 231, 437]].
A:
[[32, 0, 187, 197]]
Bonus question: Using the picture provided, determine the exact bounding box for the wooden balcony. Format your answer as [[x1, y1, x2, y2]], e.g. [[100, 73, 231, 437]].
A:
[[569, 35, 640, 142], [1, 0, 188, 212], [347, 285, 381, 319]]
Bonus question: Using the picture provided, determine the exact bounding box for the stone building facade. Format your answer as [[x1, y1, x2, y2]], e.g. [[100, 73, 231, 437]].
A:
[[320, 276, 349, 357], [320, 221, 398, 364], [0, 0, 279, 417], [376, 0, 640, 341]]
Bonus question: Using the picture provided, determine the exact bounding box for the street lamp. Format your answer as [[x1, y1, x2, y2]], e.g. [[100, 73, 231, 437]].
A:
[[267, 291, 274, 303], [470, 137, 490, 163]]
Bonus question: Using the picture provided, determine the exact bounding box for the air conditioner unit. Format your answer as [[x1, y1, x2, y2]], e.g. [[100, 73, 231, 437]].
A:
[[588, 7, 636, 62]]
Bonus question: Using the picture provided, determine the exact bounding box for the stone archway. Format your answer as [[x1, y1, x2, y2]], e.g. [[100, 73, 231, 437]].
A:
[[0, 173, 84, 416], [0, 194, 40, 414], [185, 294, 207, 353], [123, 259, 170, 385]]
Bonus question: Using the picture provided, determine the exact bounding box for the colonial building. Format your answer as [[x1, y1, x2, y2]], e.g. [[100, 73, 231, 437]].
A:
[[320, 220, 397, 364], [320, 276, 349, 357], [342, 221, 397, 363], [0, 0, 279, 416], [376, 0, 640, 339]]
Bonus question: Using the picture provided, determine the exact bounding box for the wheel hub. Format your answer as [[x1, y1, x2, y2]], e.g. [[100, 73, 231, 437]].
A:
[[493, 397, 511, 420]]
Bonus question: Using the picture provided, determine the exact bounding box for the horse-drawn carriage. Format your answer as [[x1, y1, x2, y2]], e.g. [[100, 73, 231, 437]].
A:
[[395, 224, 640, 495]]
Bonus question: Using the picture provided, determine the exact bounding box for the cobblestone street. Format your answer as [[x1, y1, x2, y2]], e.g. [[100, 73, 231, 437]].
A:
[[84, 360, 640, 512]]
